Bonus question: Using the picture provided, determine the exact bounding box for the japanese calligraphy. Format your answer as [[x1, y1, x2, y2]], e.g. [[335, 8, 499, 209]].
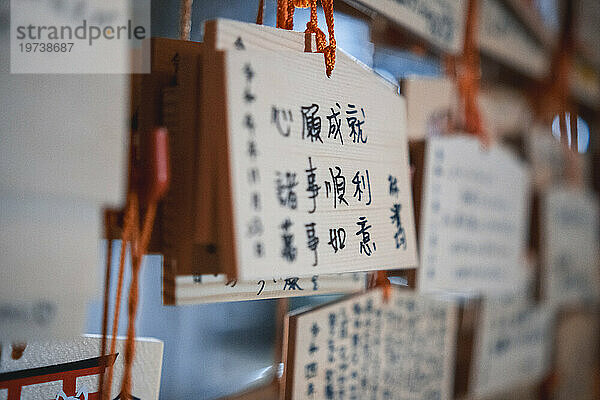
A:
[[327, 103, 343, 145], [390, 203, 407, 250], [287, 288, 458, 400], [305, 157, 321, 214], [272, 106, 293, 137], [243, 63, 256, 103], [327, 228, 346, 253], [174, 273, 366, 304], [325, 166, 349, 209], [346, 104, 366, 144], [301, 104, 323, 143], [419, 136, 530, 294], [388, 174, 398, 197], [276, 171, 299, 210], [543, 188, 600, 305], [281, 218, 297, 262], [351, 169, 372, 205], [284, 277, 303, 290], [238, 58, 265, 264], [220, 29, 417, 280], [356, 216, 376, 256], [305, 222, 320, 267]]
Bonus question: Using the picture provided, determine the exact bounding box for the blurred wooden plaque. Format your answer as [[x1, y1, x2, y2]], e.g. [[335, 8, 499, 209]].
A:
[[284, 288, 458, 399], [541, 188, 600, 306], [469, 297, 553, 398], [353, 0, 466, 54], [417, 136, 531, 295], [479, 0, 548, 78]]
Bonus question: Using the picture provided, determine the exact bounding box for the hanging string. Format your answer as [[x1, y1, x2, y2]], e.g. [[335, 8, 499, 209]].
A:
[[285, 0, 296, 30], [374, 271, 391, 302], [276, 0, 336, 77], [120, 196, 161, 398], [538, 1, 575, 126], [533, 1, 581, 186], [119, 198, 142, 399], [100, 128, 169, 400], [179, 0, 194, 40], [256, 0, 265, 25], [101, 193, 136, 400], [276, 0, 286, 28], [455, 0, 486, 142], [98, 212, 114, 397]]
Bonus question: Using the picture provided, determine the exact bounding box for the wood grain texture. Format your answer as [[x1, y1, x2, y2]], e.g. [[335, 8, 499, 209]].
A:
[[172, 273, 366, 305], [284, 288, 458, 400], [155, 19, 418, 301], [214, 20, 416, 280]]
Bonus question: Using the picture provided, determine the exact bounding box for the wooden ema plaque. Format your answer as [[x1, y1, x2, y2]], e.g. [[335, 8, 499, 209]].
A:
[[350, 0, 467, 54], [409, 135, 530, 295], [283, 287, 459, 400], [469, 297, 553, 398], [135, 20, 418, 303], [540, 187, 600, 306]]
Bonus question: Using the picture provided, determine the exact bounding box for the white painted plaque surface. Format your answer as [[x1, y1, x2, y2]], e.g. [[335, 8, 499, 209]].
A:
[[224, 47, 417, 280], [0, 22, 126, 341], [0, 194, 100, 342], [355, 0, 466, 54], [403, 77, 455, 140], [479, 0, 548, 78], [287, 288, 457, 400], [419, 136, 530, 295], [542, 187, 600, 306], [174, 273, 366, 305], [1, 21, 127, 205], [471, 298, 553, 398], [0, 335, 163, 400]]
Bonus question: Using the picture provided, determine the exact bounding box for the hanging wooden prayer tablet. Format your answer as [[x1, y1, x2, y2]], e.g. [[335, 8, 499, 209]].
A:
[[355, 0, 467, 54], [469, 298, 553, 398], [207, 43, 417, 280], [415, 135, 531, 295], [540, 187, 600, 306], [141, 20, 418, 293], [283, 287, 458, 400]]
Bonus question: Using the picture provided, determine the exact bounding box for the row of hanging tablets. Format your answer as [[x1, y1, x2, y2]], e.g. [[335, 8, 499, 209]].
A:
[[128, 19, 597, 399], [0, 11, 597, 400]]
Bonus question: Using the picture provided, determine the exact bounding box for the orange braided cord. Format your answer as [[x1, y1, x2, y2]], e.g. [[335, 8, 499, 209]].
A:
[[256, 0, 265, 25], [537, 1, 574, 125], [120, 200, 159, 398], [276, 0, 287, 28], [457, 0, 484, 138], [320, 0, 336, 77], [102, 193, 137, 400], [179, 0, 193, 40], [284, 0, 296, 30], [293, 0, 312, 6], [98, 221, 113, 397], [277, 0, 336, 76], [374, 271, 391, 302]]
